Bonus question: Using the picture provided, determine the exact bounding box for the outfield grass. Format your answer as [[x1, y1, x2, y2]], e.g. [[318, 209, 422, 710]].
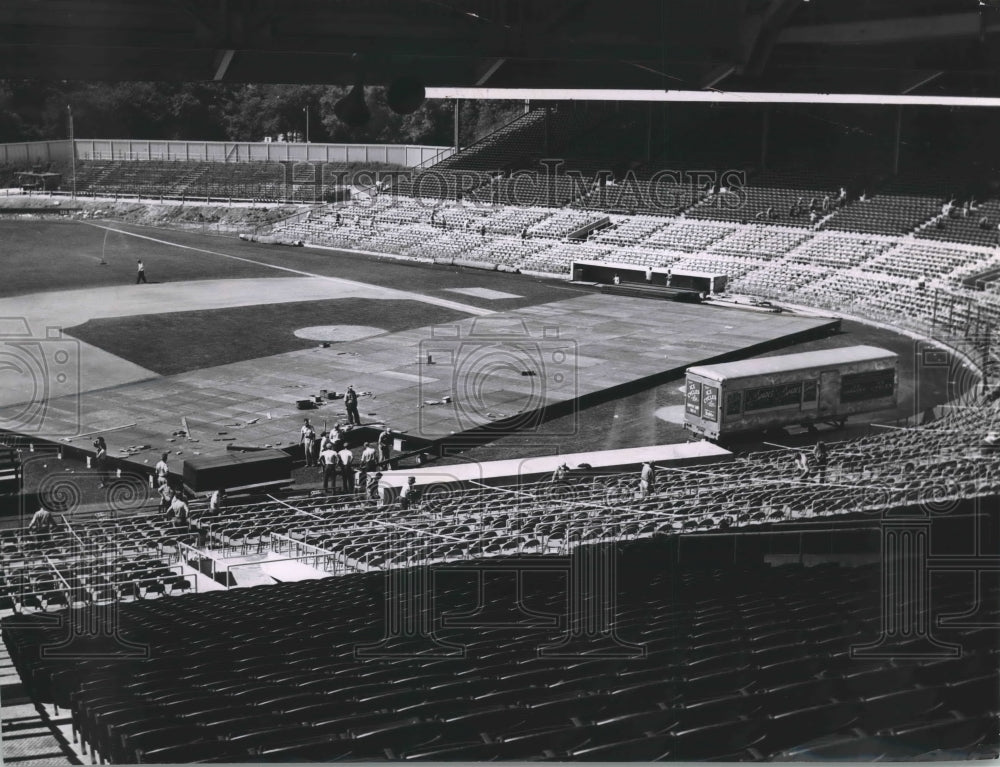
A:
[[0, 219, 586, 311], [100, 222, 588, 311], [0, 220, 281, 298], [65, 298, 468, 375]]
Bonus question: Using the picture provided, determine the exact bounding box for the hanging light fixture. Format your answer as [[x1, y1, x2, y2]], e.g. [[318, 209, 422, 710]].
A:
[[387, 76, 426, 115]]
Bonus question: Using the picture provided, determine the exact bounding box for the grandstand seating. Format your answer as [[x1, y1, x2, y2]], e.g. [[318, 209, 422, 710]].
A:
[[709, 226, 810, 258], [685, 169, 843, 227], [471, 173, 593, 208], [590, 215, 670, 246], [0, 513, 197, 614], [785, 232, 894, 269], [528, 209, 608, 239], [58, 160, 406, 202], [918, 200, 1000, 248], [389, 170, 492, 201], [865, 242, 989, 280], [823, 194, 941, 235], [522, 242, 613, 273], [4, 548, 997, 763], [433, 110, 548, 172], [481, 206, 551, 235], [644, 220, 737, 252], [576, 175, 704, 216]]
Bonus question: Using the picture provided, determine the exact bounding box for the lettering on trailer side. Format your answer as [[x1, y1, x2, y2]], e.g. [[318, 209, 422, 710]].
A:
[[743, 382, 803, 412], [702, 386, 719, 422], [840, 368, 895, 403], [685, 380, 703, 417]]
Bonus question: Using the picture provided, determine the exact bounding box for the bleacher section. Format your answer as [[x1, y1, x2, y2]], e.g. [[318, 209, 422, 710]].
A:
[[389, 170, 492, 201], [432, 110, 548, 172], [823, 193, 941, 236], [784, 232, 895, 269], [576, 175, 704, 216], [820, 170, 976, 236], [470, 173, 592, 208], [918, 200, 1000, 248], [47, 160, 405, 202], [527, 209, 608, 239], [0, 514, 197, 613], [686, 169, 845, 227], [4, 544, 997, 762]]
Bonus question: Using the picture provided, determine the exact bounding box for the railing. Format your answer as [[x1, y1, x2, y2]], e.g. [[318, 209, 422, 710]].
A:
[[269, 531, 360, 575], [10, 557, 197, 612], [179, 540, 223, 582], [411, 107, 541, 173], [252, 204, 320, 237], [224, 548, 345, 582]]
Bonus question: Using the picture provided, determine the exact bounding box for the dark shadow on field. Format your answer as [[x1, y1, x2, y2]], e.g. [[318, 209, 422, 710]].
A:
[[65, 298, 468, 375]]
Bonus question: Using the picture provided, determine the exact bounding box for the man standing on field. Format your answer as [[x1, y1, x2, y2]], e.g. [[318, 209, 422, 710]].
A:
[[136, 259, 148, 284]]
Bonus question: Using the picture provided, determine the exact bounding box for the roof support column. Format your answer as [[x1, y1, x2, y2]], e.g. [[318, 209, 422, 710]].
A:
[[893, 105, 903, 176], [760, 107, 770, 172]]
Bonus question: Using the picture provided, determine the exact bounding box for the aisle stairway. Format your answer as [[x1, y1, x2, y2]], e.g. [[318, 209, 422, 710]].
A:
[[0, 640, 79, 766]]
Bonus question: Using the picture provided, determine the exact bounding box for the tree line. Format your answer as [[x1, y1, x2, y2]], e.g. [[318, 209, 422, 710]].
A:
[[0, 81, 524, 147]]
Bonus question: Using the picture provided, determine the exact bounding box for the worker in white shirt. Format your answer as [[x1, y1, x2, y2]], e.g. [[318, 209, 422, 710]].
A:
[[158, 482, 174, 515], [360, 442, 378, 472], [640, 461, 656, 498], [300, 419, 317, 467], [320, 442, 339, 494], [27, 506, 55, 534], [154, 452, 169, 487], [337, 445, 355, 492], [378, 427, 393, 466], [167, 493, 190, 524], [399, 476, 418, 509], [208, 488, 225, 515]]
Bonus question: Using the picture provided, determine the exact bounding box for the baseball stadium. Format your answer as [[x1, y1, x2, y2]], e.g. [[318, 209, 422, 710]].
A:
[[0, 0, 999, 763]]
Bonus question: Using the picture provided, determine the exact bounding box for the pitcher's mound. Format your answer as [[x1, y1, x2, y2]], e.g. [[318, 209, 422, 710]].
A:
[[294, 325, 385, 342]]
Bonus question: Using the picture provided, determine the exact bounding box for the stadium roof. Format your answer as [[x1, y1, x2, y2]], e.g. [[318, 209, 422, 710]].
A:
[[2, 0, 1000, 97]]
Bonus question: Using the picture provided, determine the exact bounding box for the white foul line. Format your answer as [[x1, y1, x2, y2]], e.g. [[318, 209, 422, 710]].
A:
[[85, 222, 495, 318]]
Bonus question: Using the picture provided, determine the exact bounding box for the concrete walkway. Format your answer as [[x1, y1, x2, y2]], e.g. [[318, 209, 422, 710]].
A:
[[0, 642, 78, 766]]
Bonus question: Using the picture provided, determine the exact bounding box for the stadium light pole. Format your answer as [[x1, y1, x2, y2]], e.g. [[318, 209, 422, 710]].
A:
[[67, 104, 76, 200], [304, 106, 310, 143]]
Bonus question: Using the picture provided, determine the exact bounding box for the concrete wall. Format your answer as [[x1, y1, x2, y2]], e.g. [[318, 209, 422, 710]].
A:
[[0, 140, 74, 166], [72, 140, 453, 167]]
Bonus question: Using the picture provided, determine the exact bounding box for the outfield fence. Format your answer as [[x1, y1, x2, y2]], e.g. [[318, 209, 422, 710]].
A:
[[0, 140, 454, 168]]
